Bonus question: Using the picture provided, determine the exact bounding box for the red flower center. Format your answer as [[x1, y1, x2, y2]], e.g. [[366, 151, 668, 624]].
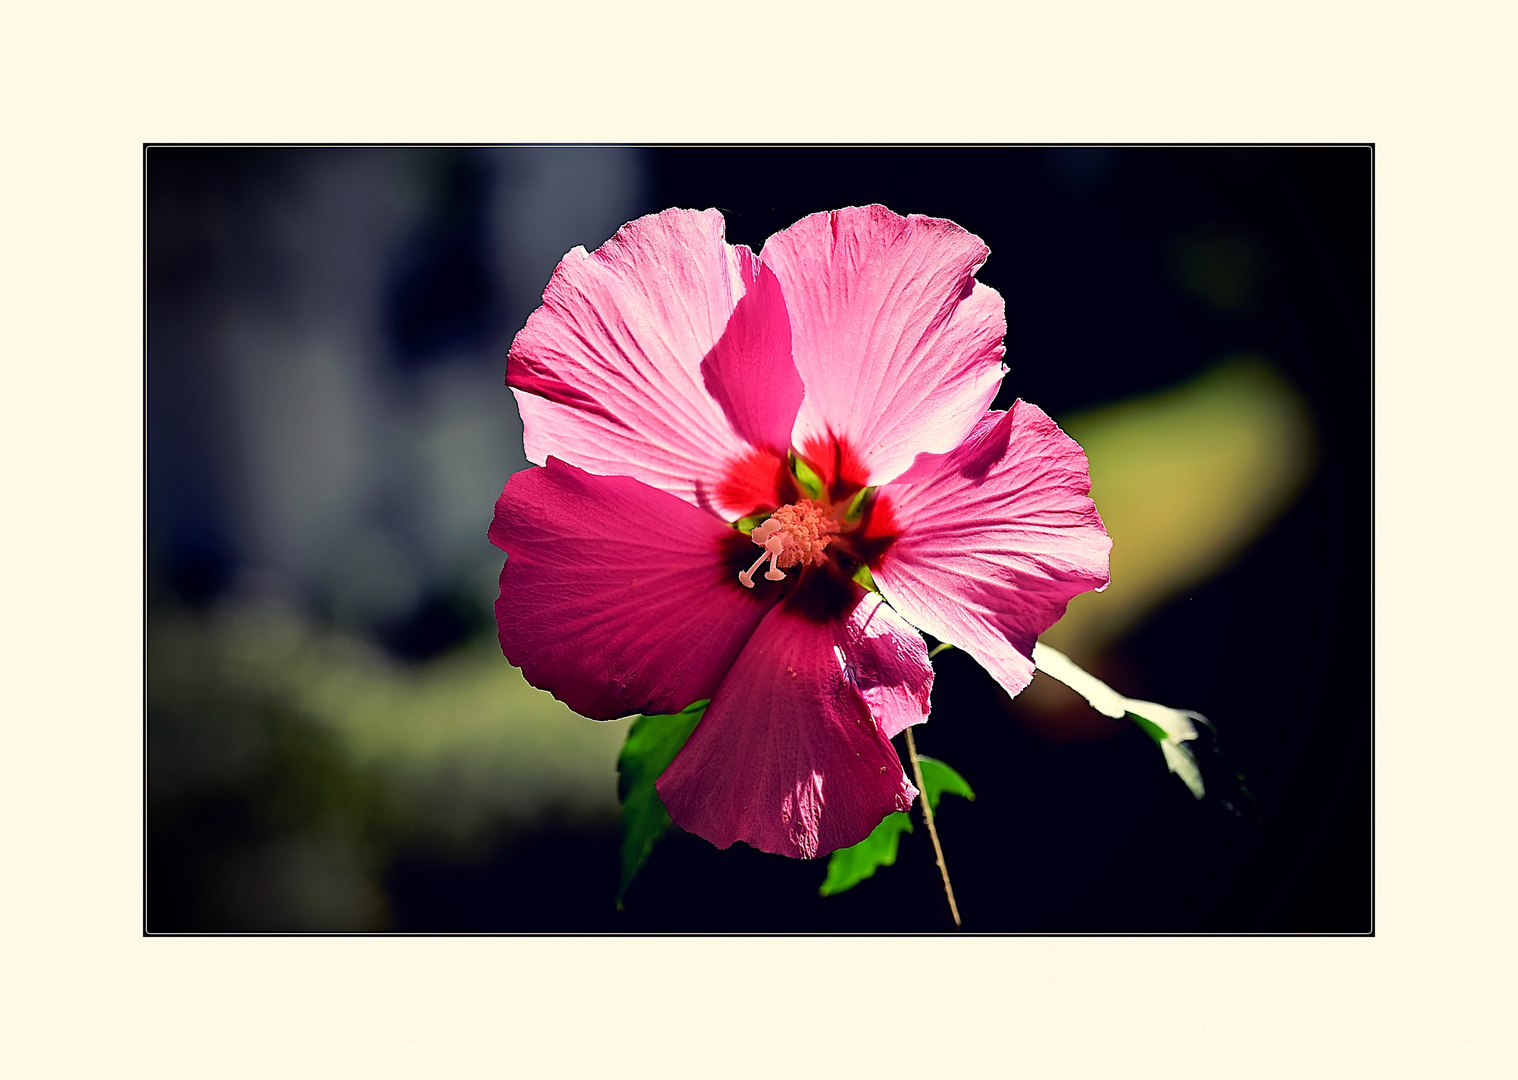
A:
[[737, 499, 841, 589]]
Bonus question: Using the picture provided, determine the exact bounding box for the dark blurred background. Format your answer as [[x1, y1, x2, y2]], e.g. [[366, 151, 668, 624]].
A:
[[146, 146, 1371, 932]]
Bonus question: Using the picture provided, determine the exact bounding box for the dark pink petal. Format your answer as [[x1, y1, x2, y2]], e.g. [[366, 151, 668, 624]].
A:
[[759, 205, 1008, 488], [656, 591, 921, 859], [490, 457, 774, 720], [870, 402, 1112, 699], [508, 208, 803, 520], [845, 592, 934, 740]]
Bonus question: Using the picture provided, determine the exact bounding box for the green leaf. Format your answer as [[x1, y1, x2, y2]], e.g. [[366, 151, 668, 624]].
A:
[[1034, 643, 1207, 801], [1159, 740, 1205, 800], [917, 755, 976, 808], [1128, 711, 1204, 800], [733, 513, 769, 534], [819, 752, 974, 897], [851, 562, 879, 592], [790, 453, 825, 500], [819, 812, 913, 896], [616, 700, 707, 908]]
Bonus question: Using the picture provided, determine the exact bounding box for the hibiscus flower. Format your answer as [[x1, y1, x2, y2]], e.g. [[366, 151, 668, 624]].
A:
[[490, 205, 1111, 859]]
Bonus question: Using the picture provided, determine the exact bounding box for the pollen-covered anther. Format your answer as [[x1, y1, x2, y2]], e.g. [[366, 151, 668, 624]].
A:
[[737, 499, 841, 588]]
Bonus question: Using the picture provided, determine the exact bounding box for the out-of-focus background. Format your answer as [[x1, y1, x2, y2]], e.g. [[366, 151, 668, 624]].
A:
[[146, 146, 1370, 932]]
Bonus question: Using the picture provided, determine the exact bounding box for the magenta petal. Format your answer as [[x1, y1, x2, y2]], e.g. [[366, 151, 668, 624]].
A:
[[656, 592, 921, 859], [871, 402, 1112, 699], [845, 592, 934, 740], [490, 458, 773, 720], [507, 208, 801, 520], [760, 205, 1008, 486]]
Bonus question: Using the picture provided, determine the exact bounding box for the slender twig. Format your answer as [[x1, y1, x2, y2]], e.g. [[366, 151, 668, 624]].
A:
[[905, 726, 960, 927]]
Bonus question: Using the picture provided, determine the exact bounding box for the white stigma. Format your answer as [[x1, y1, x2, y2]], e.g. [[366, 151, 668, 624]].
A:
[[738, 520, 789, 589], [736, 501, 840, 589]]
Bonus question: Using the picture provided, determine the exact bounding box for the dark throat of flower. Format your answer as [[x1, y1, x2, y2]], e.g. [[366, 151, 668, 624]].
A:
[[728, 449, 897, 622]]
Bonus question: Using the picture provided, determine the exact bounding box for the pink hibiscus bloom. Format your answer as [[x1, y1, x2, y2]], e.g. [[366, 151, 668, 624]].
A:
[[490, 205, 1111, 859]]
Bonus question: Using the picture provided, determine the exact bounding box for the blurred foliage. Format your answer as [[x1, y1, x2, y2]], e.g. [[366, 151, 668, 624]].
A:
[[1043, 356, 1315, 666], [1168, 230, 1262, 313], [148, 600, 625, 930]]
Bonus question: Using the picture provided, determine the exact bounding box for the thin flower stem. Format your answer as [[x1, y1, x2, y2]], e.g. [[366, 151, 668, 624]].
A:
[[904, 726, 961, 928]]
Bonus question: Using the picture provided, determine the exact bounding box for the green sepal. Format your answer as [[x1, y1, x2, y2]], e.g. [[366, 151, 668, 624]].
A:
[[733, 513, 769, 535], [616, 700, 707, 908], [789, 453, 825, 500], [1129, 712, 1170, 746], [851, 562, 879, 592], [844, 485, 876, 522], [819, 753, 975, 897]]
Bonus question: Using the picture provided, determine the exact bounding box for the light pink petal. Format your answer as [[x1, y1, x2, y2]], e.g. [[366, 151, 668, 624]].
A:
[[656, 592, 921, 859], [490, 457, 774, 720], [508, 208, 801, 520], [759, 205, 1008, 489], [869, 401, 1112, 699]]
